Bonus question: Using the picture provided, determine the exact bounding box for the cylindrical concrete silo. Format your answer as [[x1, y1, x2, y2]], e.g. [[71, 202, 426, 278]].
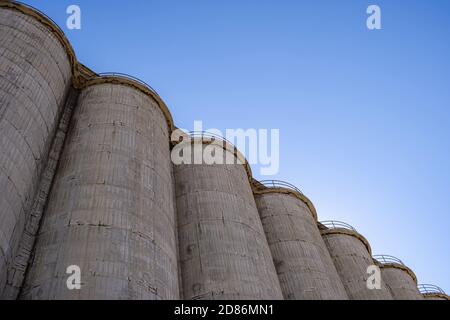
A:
[[373, 255, 423, 300], [253, 180, 348, 300], [0, 2, 74, 296], [173, 133, 283, 300], [320, 222, 393, 300], [20, 76, 180, 300], [418, 284, 450, 300]]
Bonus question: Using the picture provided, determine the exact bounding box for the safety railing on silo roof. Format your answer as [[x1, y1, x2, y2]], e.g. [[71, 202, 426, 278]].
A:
[[372, 255, 405, 266], [319, 220, 357, 232], [187, 131, 240, 151], [98, 72, 162, 98], [255, 180, 304, 195], [418, 284, 446, 295], [186, 131, 252, 179], [189, 131, 232, 144]]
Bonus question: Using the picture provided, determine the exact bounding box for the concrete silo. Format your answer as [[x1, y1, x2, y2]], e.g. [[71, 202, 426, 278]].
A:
[[173, 133, 283, 300], [253, 180, 348, 300], [418, 284, 450, 300], [320, 222, 393, 300], [20, 75, 180, 300], [373, 255, 423, 300], [0, 2, 74, 297], [0, 0, 448, 302]]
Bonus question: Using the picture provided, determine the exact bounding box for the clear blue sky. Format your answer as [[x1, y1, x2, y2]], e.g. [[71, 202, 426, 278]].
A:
[[25, 0, 450, 292]]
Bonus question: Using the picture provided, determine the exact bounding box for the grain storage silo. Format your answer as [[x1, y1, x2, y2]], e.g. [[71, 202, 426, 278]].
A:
[[20, 74, 180, 300], [373, 255, 423, 300], [320, 221, 393, 300], [418, 284, 450, 300], [173, 133, 283, 300], [0, 1, 74, 297], [253, 180, 348, 300]]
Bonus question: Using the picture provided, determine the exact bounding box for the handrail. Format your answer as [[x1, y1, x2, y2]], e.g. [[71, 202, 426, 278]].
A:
[[98, 72, 161, 97], [256, 180, 304, 196], [189, 131, 232, 144], [320, 220, 357, 232], [185, 131, 249, 164], [187, 131, 243, 153], [418, 284, 446, 295], [373, 255, 405, 266]]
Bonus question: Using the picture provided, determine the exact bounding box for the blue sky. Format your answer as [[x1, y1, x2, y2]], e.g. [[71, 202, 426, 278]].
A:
[[25, 0, 450, 292]]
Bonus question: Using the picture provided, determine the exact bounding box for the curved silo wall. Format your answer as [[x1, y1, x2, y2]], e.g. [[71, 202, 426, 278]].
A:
[[254, 192, 348, 300], [0, 4, 72, 296], [2, 88, 79, 299], [20, 83, 180, 300], [380, 265, 423, 300], [174, 141, 283, 300], [322, 230, 393, 300]]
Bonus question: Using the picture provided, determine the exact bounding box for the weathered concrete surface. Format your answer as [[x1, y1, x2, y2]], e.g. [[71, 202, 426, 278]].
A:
[[322, 230, 393, 300], [255, 192, 348, 300], [2, 89, 79, 299], [381, 266, 423, 300], [174, 143, 283, 300], [0, 6, 72, 297], [20, 83, 180, 300]]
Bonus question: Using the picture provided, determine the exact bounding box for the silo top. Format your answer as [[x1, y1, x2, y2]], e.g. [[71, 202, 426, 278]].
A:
[[319, 221, 372, 255], [81, 73, 175, 132], [373, 255, 419, 284], [1, 1, 176, 133], [171, 131, 254, 179], [1, 1, 77, 76], [418, 284, 450, 300], [252, 180, 318, 221]]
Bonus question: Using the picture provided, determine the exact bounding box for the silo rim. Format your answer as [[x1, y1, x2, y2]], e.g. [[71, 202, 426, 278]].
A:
[[423, 293, 450, 300], [376, 262, 419, 285], [2, 2, 176, 133], [171, 131, 254, 180], [80, 74, 175, 132], [252, 182, 318, 221], [1, 1, 78, 79], [320, 227, 372, 255]]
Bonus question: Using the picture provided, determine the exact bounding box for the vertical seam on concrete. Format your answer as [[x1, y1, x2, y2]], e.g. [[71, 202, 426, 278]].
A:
[[11, 88, 79, 300]]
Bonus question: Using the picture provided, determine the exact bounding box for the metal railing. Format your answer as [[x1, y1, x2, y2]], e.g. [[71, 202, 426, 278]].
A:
[[320, 220, 357, 232], [188, 131, 234, 145], [187, 131, 239, 151], [256, 180, 303, 195], [418, 284, 446, 295], [185, 131, 242, 157], [98, 72, 160, 98], [373, 255, 405, 266]]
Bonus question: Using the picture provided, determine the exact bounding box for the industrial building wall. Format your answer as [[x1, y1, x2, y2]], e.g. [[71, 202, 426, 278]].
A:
[[322, 230, 393, 300], [174, 142, 283, 300], [255, 192, 348, 300], [0, 4, 72, 297], [20, 83, 180, 299]]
